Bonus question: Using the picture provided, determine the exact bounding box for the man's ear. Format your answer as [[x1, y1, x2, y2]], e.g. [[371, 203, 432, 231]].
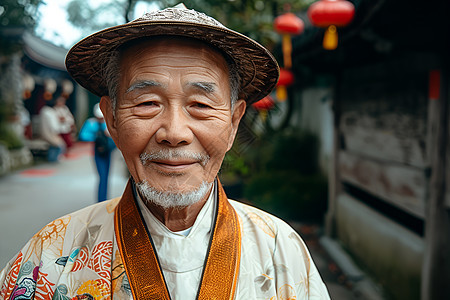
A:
[[227, 99, 246, 151], [99, 96, 118, 144]]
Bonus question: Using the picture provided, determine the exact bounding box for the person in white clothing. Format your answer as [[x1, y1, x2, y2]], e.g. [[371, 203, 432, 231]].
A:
[[39, 100, 65, 162], [54, 96, 75, 152]]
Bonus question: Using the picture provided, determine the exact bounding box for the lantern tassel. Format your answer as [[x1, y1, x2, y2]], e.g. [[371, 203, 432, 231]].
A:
[[259, 110, 268, 122], [276, 85, 288, 102], [282, 34, 293, 69], [323, 25, 338, 50]]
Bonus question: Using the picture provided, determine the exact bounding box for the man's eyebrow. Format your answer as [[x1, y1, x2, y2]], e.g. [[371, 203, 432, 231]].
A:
[[188, 81, 217, 94], [126, 80, 162, 93]]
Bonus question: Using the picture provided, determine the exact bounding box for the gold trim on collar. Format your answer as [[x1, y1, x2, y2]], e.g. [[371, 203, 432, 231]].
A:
[[114, 179, 241, 299]]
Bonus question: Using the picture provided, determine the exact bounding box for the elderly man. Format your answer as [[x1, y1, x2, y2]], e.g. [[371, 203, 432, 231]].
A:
[[0, 5, 330, 300]]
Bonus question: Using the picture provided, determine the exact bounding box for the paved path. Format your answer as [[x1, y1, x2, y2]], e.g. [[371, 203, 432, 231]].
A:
[[0, 142, 356, 299], [0, 142, 128, 267]]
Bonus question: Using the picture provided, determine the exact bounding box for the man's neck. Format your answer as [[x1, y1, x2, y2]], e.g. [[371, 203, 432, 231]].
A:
[[143, 186, 213, 232]]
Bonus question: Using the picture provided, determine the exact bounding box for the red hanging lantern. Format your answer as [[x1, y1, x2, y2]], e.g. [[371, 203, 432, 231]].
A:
[[307, 0, 355, 50], [252, 95, 275, 110], [252, 95, 275, 121], [276, 68, 294, 101], [274, 12, 304, 69]]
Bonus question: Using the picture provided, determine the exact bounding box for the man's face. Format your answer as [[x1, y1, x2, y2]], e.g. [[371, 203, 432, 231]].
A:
[[101, 38, 246, 196]]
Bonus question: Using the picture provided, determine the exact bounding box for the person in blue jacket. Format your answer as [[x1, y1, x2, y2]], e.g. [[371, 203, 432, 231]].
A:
[[79, 103, 116, 202]]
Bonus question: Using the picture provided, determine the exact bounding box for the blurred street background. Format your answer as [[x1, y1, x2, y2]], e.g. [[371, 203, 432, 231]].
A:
[[1, 0, 450, 299]]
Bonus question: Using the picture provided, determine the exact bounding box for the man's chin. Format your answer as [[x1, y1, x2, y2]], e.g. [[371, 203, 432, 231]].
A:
[[135, 180, 212, 209]]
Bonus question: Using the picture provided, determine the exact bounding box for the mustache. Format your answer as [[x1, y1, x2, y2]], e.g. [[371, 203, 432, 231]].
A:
[[140, 149, 210, 167]]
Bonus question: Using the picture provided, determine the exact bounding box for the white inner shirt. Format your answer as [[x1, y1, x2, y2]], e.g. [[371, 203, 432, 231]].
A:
[[136, 185, 216, 299]]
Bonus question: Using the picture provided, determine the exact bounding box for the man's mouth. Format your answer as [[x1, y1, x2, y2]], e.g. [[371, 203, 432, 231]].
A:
[[150, 159, 198, 172], [140, 150, 210, 169]]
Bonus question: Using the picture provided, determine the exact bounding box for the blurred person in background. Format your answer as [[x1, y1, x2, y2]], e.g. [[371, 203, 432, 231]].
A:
[[54, 96, 76, 154], [39, 99, 65, 162], [79, 103, 116, 202]]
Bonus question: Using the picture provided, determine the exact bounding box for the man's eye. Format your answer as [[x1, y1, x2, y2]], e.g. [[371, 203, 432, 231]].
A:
[[139, 101, 156, 106], [194, 102, 211, 109]]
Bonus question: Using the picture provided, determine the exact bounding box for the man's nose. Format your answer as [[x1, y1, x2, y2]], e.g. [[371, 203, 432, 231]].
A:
[[155, 106, 193, 146]]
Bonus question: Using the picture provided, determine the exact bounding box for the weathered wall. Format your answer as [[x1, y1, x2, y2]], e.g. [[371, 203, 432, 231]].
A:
[[333, 54, 439, 299], [338, 56, 430, 218]]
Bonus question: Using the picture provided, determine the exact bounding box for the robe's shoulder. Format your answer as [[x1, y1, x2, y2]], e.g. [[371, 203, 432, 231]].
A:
[[53, 197, 120, 253], [228, 199, 312, 266], [67, 196, 121, 220], [63, 197, 120, 221], [228, 199, 298, 238], [228, 200, 331, 299], [0, 197, 121, 299]]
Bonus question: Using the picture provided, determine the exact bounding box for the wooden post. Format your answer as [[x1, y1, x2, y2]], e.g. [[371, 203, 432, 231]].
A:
[[421, 69, 450, 299]]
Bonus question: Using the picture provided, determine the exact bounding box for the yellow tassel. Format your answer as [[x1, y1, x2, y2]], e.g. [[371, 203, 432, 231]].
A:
[[282, 34, 292, 69], [276, 85, 288, 101], [323, 25, 338, 50], [260, 110, 268, 122]]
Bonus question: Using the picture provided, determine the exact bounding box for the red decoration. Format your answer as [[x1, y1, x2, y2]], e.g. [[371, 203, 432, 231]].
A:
[[277, 68, 295, 86], [88, 241, 113, 281], [307, 0, 355, 50], [252, 96, 275, 111], [276, 68, 295, 101], [274, 12, 304, 69], [252, 96, 274, 121], [274, 12, 304, 35], [429, 70, 441, 100]]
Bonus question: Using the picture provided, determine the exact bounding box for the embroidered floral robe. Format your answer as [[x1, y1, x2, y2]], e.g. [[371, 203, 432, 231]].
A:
[[0, 188, 330, 300]]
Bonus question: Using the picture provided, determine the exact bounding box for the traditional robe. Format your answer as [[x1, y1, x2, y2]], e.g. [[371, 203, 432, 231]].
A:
[[0, 180, 330, 299]]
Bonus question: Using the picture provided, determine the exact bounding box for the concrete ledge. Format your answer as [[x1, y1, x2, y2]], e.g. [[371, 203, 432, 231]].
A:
[[320, 236, 364, 281], [335, 193, 423, 300], [320, 236, 385, 300]]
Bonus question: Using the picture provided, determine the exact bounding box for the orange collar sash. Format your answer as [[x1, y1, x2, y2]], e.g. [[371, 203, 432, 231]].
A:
[[114, 179, 241, 300]]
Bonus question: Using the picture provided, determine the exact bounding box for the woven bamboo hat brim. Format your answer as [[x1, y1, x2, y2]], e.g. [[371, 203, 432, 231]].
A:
[[65, 6, 279, 105]]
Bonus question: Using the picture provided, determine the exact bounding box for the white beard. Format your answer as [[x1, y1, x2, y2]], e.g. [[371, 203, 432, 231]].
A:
[[136, 180, 213, 209], [137, 149, 213, 208]]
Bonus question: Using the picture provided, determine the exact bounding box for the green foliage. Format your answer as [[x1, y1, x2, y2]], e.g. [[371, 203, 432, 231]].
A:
[[0, 0, 43, 55], [231, 129, 328, 222], [222, 152, 250, 178], [0, 0, 42, 28], [0, 103, 23, 149], [261, 130, 320, 174], [0, 124, 23, 149], [66, 0, 127, 35], [244, 171, 327, 222]]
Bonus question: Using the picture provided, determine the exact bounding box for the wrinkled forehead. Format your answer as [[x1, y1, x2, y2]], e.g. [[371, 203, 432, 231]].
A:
[[118, 35, 231, 72]]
